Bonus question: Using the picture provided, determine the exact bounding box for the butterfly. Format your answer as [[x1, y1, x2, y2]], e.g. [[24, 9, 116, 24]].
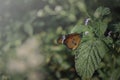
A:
[[57, 33, 82, 50]]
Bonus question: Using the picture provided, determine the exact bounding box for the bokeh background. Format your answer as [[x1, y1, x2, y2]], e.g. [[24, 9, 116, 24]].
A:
[[0, 0, 120, 80]]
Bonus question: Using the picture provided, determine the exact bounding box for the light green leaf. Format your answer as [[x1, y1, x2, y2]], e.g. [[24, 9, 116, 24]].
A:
[[71, 25, 94, 39], [74, 39, 108, 79], [94, 7, 110, 18], [71, 25, 89, 33]]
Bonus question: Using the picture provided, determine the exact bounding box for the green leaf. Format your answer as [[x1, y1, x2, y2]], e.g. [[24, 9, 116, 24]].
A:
[[74, 39, 108, 79], [112, 23, 120, 33], [94, 7, 110, 19], [71, 25, 94, 39], [109, 68, 120, 80], [71, 25, 90, 33], [90, 20, 108, 38], [116, 40, 120, 46]]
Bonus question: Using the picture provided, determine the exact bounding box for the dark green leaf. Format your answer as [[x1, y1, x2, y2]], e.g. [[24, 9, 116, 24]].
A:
[[109, 68, 120, 80], [74, 39, 108, 79], [112, 23, 120, 33]]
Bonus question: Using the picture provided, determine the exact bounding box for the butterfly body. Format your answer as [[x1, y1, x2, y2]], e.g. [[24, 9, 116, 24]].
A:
[[57, 33, 81, 50]]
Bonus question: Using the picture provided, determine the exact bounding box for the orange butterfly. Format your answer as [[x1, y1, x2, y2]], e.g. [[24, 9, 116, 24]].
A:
[[57, 33, 82, 50]]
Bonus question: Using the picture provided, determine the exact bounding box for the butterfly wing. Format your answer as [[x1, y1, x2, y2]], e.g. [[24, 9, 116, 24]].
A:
[[64, 34, 81, 50]]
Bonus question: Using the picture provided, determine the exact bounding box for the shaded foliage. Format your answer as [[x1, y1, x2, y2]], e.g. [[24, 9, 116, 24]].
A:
[[0, 0, 120, 80]]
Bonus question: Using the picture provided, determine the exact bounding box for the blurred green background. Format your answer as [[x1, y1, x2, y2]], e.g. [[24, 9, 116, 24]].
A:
[[0, 0, 120, 80]]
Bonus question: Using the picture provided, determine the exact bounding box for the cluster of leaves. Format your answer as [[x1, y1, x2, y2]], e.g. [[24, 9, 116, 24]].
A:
[[72, 7, 120, 79], [40, 6, 120, 80]]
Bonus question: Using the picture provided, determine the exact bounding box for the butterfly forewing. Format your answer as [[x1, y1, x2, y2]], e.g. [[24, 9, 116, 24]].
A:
[[64, 34, 81, 50]]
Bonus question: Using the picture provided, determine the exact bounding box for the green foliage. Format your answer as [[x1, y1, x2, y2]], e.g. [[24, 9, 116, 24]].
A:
[[111, 23, 120, 33], [94, 7, 110, 19], [90, 20, 108, 38], [75, 39, 108, 79], [72, 7, 120, 79]]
